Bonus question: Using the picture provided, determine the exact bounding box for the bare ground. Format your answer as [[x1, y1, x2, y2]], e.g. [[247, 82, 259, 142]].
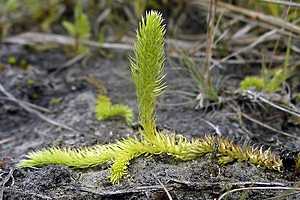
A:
[[1, 44, 300, 200]]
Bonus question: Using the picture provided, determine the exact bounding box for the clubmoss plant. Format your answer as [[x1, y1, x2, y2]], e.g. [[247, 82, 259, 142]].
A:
[[18, 11, 284, 184], [95, 95, 133, 125], [130, 11, 166, 141]]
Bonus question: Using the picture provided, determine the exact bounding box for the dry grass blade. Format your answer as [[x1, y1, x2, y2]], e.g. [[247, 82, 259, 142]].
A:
[[193, 0, 300, 36], [4, 32, 133, 50], [169, 179, 289, 189], [156, 178, 173, 200], [218, 186, 300, 200], [76, 184, 174, 196], [246, 90, 300, 118], [260, 0, 300, 8], [220, 29, 277, 64], [0, 137, 15, 145], [0, 82, 79, 133], [264, 191, 300, 200], [205, 0, 215, 81], [230, 103, 298, 139], [201, 0, 218, 101]]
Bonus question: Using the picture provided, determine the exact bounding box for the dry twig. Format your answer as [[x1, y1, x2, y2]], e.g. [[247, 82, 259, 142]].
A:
[[76, 185, 174, 197], [229, 103, 298, 139], [156, 178, 173, 200], [3, 32, 133, 50], [0, 82, 79, 133], [218, 186, 300, 200], [193, 0, 300, 36], [260, 0, 300, 8], [0, 168, 14, 200], [0, 137, 15, 145], [169, 179, 289, 189], [246, 90, 300, 118], [219, 29, 277, 65]]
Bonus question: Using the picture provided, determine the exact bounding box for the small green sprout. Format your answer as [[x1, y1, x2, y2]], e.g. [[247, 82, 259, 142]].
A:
[[7, 56, 29, 70], [49, 97, 62, 105], [62, 0, 91, 54], [240, 37, 293, 93], [95, 95, 133, 125], [7, 56, 17, 65], [240, 76, 264, 91], [240, 68, 293, 93], [26, 79, 35, 86]]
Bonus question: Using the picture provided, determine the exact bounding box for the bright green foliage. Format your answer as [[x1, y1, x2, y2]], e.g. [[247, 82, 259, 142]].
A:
[[109, 133, 212, 183], [240, 38, 293, 93], [62, 0, 91, 54], [217, 138, 282, 170], [18, 133, 282, 183], [110, 138, 149, 183], [130, 11, 166, 141], [95, 95, 133, 125], [63, 1, 91, 39], [240, 68, 292, 93], [265, 68, 290, 92], [240, 76, 265, 91], [18, 11, 284, 184], [18, 144, 117, 169]]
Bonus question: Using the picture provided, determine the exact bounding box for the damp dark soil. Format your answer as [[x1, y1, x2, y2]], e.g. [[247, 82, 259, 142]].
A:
[[1, 44, 300, 200]]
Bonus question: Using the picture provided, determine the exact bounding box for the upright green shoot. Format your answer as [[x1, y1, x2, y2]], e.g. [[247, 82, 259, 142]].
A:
[[130, 11, 166, 141], [62, 0, 91, 54]]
